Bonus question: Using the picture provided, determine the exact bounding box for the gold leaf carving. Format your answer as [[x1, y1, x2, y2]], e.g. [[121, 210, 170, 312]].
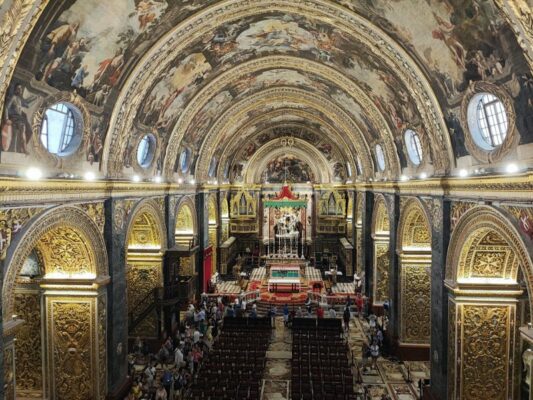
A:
[[400, 264, 431, 344]]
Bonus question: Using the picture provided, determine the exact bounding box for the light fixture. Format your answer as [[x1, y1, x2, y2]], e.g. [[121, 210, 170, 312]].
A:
[[505, 163, 519, 174], [400, 175, 409, 182], [213, 180, 218, 185], [154, 176, 162, 183], [25, 167, 43, 180], [177, 178, 183, 184], [458, 169, 468, 178], [419, 172, 428, 179], [189, 178, 196, 185], [132, 175, 141, 182], [84, 172, 96, 181]]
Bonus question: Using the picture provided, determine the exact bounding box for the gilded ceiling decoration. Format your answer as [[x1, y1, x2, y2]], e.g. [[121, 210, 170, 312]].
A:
[[0, 0, 532, 182]]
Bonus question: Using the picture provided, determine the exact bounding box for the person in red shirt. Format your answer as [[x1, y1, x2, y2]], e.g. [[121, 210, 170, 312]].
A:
[[317, 306, 324, 318], [355, 293, 364, 319]]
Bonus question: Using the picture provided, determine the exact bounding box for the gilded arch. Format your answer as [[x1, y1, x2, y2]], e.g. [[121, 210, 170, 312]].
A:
[[397, 197, 432, 345], [3, 205, 108, 319], [175, 197, 197, 236]]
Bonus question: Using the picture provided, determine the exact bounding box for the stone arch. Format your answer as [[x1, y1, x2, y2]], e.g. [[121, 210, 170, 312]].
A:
[[446, 205, 533, 399], [124, 199, 167, 338], [397, 198, 432, 346], [371, 195, 391, 305], [2, 205, 108, 399]]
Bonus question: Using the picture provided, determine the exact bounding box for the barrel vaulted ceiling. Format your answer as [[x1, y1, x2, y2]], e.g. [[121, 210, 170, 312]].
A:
[[1, 0, 532, 183]]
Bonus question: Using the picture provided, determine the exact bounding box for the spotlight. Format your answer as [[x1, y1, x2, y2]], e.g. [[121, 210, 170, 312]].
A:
[[177, 178, 183, 184], [420, 172, 428, 179], [213, 180, 218, 185], [189, 178, 196, 185], [132, 175, 141, 182], [458, 169, 468, 178], [400, 175, 409, 182], [25, 167, 42, 180], [84, 172, 96, 181], [505, 163, 519, 174], [154, 176, 162, 183]]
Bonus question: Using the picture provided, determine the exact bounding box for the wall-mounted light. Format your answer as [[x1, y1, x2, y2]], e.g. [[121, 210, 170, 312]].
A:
[[419, 172, 428, 179], [84, 172, 96, 181], [132, 175, 141, 182], [400, 175, 409, 182], [154, 176, 162, 183], [25, 167, 43, 180], [505, 163, 519, 174], [177, 178, 183, 184], [458, 169, 468, 178]]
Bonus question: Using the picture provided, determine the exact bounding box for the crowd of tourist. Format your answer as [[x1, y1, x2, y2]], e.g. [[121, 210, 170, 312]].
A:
[[124, 296, 239, 399]]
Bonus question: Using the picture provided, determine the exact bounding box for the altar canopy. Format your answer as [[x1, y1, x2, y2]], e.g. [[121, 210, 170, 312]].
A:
[[263, 185, 307, 208]]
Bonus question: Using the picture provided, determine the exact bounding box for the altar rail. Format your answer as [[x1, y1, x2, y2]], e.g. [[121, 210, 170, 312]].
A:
[[307, 291, 352, 307]]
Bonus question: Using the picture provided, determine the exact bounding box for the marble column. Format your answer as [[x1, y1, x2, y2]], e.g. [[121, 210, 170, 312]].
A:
[[425, 197, 450, 399], [362, 191, 374, 297], [104, 198, 130, 398], [386, 193, 400, 340]]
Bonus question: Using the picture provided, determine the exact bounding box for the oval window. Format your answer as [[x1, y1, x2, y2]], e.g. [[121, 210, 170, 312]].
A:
[[467, 92, 509, 151], [40, 102, 83, 156], [404, 129, 423, 166], [375, 144, 386, 172], [137, 134, 156, 168]]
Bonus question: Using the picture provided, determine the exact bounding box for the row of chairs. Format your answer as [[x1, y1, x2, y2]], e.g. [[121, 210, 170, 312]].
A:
[[291, 326, 354, 400], [187, 322, 270, 399]]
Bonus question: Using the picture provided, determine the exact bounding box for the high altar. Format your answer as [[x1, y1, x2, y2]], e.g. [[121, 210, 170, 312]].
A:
[[263, 185, 308, 292]]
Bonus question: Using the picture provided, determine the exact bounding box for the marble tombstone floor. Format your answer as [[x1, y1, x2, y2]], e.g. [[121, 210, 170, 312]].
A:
[[259, 316, 430, 400]]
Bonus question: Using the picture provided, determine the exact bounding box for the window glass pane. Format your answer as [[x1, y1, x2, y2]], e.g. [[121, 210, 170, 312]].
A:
[[476, 94, 508, 149]]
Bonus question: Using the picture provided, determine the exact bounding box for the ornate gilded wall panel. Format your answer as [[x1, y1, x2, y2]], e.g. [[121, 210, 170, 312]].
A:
[[0, 207, 46, 260], [179, 256, 193, 276], [373, 242, 390, 304], [448, 299, 457, 400], [221, 223, 229, 243], [97, 293, 107, 399], [451, 202, 476, 232], [127, 261, 161, 337], [37, 226, 94, 276], [459, 303, 514, 400], [209, 228, 217, 274], [47, 299, 94, 400], [4, 343, 15, 400], [14, 291, 42, 396], [400, 263, 431, 344], [76, 202, 105, 234], [113, 199, 137, 231]]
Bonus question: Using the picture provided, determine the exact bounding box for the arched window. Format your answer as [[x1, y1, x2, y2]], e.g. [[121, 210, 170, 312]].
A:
[[40, 102, 82, 156], [404, 129, 423, 166]]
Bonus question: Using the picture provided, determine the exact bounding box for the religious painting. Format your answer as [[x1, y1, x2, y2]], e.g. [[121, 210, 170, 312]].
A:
[[262, 154, 314, 183], [1, 82, 38, 154]]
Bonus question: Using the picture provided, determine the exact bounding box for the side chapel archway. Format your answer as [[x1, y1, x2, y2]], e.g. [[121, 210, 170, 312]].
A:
[[125, 200, 166, 338], [446, 206, 533, 400], [397, 198, 432, 347], [3, 206, 108, 400], [371, 195, 391, 305]]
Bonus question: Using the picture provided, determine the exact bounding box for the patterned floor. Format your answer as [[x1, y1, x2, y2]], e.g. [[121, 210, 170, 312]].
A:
[[250, 267, 266, 281], [347, 317, 430, 399], [257, 316, 429, 399], [216, 281, 241, 294]]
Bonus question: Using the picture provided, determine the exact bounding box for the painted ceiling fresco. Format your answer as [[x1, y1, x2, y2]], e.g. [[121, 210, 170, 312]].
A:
[[223, 125, 350, 183], [262, 154, 315, 184], [1, 0, 532, 181]]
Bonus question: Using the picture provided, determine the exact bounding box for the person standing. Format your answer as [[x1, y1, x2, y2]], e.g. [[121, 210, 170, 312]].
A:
[[317, 306, 324, 319], [343, 306, 351, 333], [283, 303, 289, 326], [370, 340, 380, 370]]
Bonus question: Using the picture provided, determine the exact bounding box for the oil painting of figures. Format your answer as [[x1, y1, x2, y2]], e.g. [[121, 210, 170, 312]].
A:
[[262, 155, 315, 184]]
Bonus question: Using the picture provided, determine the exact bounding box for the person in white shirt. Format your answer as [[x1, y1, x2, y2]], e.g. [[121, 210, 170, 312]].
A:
[[174, 346, 184, 368], [193, 329, 200, 344], [328, 307, 336, 318]]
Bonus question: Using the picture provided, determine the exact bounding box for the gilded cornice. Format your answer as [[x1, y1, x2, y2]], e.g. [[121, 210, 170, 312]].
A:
[[103, 0, 451, 178], [193, 87, 388, 180], [0, 178, 194, 205], [163, 55, 397, 177], [354, 173, 533, 202]]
